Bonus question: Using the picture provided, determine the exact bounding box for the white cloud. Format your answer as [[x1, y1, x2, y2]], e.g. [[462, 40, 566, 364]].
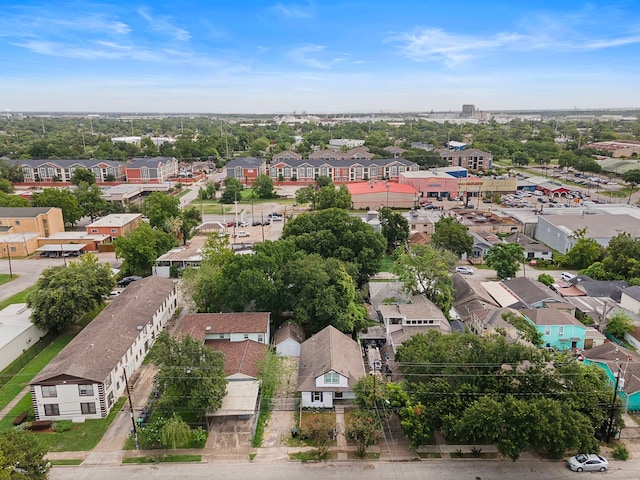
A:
[[272, 2, 314, 19], [286, 45, 346, 69], [137, 9, 191, 42]]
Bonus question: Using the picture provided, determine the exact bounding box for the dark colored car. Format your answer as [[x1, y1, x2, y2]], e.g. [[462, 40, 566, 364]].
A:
[[118, 275, 143, 287]]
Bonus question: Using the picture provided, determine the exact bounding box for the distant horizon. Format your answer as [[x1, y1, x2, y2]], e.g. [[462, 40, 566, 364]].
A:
[[2, 1, 640, 113]]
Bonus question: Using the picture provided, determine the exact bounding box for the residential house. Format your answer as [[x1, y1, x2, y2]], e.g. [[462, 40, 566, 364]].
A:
[[0, 304, 46, 371], [521, 308, 586, 351], [377, 295, 451, 353], [0, 207, 64, 257], [85, 214, 142, 240], [179, 312, 270, 345], [297, 326, 366, 408], [452, 273, 500, 322], [620, 286, 640, 315], [225, 157, 267, 185], [125, 156, 179, 183], [503, 233, 553, 262], [465, 230, 500, 262], [384, 146, 406, 158], [272, 150, 302, 163], [583, 343, 640, 411], [437, 148, 493, 171], [273, 321, 306, 357], [500, 277, 574, 312], [467, 307, 532, 345], [30, 276, 177, 421], [329, 139, 366, 148], [16, 159, 125, 183]]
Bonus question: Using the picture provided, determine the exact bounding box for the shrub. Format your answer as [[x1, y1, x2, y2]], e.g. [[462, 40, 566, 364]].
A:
[[191, 427, 207, 448], [52, 420, 74, 433], [613, 443, 629, 461]]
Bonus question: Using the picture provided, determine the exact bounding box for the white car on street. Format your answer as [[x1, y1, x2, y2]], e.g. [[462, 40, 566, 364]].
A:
[[455, 266, 474, 275], [566, 453, 608, 472]]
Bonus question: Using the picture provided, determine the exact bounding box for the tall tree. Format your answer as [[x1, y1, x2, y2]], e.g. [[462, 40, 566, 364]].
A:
[[345, 410, 382, 457], [623, 169, 640, 205], [252, 174, 277, 199], [142, 192, 181, 229], [74, 182, 108, 221], [392, 244, 457, 315], [602, 232, 640, 280], [431, 216, 473, 258], [113, 222, 177, 275], [27, 254, 115, 334], [0, 429, 50, 479], [563, 237, 604, 269], [148, 332, 227, 418], [379, 207, 409, 253], [484, 243, 524, 279], [70, 167, 96, 185], [0, 191, 29, 207], [219, 177, 244, 204], [31, 188, 82, 227]]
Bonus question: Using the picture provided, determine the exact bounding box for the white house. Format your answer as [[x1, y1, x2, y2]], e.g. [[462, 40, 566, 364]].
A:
[[297, 326, 366, 408], [0, 304, 46, 372], [621, 286, 640, 315], [273, 321, 306, 357], [30, 276, 177, 421], [179, 312, 270, 345]]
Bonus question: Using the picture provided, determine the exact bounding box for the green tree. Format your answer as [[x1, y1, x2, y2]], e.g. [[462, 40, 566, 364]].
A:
[[345, 410, 382, 456], [379, 207, 409, 253], [0, 178, 13, 194], [602, 232, 640, 280], [161, 413, 192, 449], [606, 311, 634, 339], [485, 243, 524, 279], [295, 185, 315, 205], [0, 429, 50, 479], [219, 177, 244, 204], [0, 191, 29, 207], [314, 184, 351, 210], [564, 237, 604, 270], [392, 244, 457, 315], [282, 208, 386, 286], [623, 169, 640, 205], [580, 261, 610, 280], [512, 151, 529, 166], [27, 254, 115, 334], [179, 206, 202, 245], [31, 188, 82, 227], [399, 402, 433, 448], [149, 332, 227, 418], [537, 273, 554, 286], [113, 222, 177, 275], [70, 167, 96, 185], [74, 182, 108, 221], [431, 216, 473, 258], [303, 414, 334, 458], [142, 192, 181, 229], [0, 159, 24, 183], [252, 174, 276, 199]]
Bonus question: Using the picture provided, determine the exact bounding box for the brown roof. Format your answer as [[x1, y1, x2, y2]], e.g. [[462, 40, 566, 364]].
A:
[[205, 339, 267, 379], [273, 320, 306, 345], [31, 276, 176, 385], [582, 342, 640, 394], [297, 326, 365, 392], [378, 295, 447, 323], [178, 313, 270, 341], [520, 308, 584, 327]]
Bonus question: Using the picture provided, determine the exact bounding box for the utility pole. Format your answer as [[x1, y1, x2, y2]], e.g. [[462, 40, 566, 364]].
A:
[[605, 362, 622, 443], [123, 368, 139, 449], [2, 243, 12, 278]]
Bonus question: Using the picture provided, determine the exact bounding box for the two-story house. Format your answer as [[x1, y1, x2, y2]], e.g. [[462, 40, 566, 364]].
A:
[[297, 326, 365, 408], [85, 214, 143, 240], [521, 308, 586, 351], [30, 276, 177, 421]]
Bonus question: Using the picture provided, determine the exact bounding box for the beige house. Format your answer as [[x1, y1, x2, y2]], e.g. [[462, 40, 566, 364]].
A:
[[0, 207, 64, 257]]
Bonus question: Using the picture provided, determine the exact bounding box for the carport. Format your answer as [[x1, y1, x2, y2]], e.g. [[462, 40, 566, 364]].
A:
[[36, 244, 85, 257]]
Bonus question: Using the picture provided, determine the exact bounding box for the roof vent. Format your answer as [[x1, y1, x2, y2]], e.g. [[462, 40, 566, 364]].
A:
[[137, 326, 143, 331], [205, 326, 212, 331]]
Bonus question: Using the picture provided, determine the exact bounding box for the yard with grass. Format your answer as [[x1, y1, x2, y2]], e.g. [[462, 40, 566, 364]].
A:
[[122, 454, 202, 464], [0, 285, 36, 311], [0, 273, 17, 286]]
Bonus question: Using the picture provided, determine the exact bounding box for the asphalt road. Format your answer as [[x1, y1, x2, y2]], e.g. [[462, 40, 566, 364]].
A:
[[48, 459, 640, 480]]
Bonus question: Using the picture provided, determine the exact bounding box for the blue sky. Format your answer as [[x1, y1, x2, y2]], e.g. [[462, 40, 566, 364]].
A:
[[1, 0, 640, 113]]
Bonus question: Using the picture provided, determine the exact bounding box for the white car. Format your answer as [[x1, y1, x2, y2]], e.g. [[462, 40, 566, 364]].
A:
[[235, 231, 250, 238], [455, 266, 474, 275], [567, 453, 608, 472]]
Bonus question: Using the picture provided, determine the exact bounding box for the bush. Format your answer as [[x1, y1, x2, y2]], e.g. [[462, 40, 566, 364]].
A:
[[191, 427, 207, 448], [52, 420, 74, 433], [613, 443, 629, 461]]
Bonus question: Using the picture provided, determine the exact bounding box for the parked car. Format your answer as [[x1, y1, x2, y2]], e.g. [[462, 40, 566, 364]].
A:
[[117, 275, 142, 287], [235, 231, 250, 238], [455, 266, 474, 275], [226, 221, 236, 227], [252, 221, 262, 226], [566, 453, 608, 472]]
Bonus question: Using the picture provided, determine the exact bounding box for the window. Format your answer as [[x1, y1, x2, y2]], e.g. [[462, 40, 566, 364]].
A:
[[78, 384, 94, 396], [104, 375, 112, 389], [219, 334, 225, 339], [91, 229, 98, 233], [44, 404, 60, 416], [324, 372, 339, 384], [258, 334, 264, 343], [42, 385, 57, 398], [111, 229, 117, 233], [14, 220, 20, 226], [244, 333, 249, 340], [312, 392, 323, 402], [558, 326, 564, 336], [545, 326, 551, 335], [81, 402, 97, 415]]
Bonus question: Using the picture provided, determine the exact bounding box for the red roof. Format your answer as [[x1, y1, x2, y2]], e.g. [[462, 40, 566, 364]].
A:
[[347, 181, 418, 195]]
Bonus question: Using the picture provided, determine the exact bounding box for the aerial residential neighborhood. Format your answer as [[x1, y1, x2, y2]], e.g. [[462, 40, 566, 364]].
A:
[[4, 112, 640, 477]]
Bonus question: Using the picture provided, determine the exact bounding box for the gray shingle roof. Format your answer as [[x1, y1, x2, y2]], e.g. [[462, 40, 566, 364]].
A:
[[128, 156, 176, 168], [31, 276, 175, 385], [0, 207, 55, 218]]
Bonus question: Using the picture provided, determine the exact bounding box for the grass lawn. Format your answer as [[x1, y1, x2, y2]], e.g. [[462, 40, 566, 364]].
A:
[[122, 454, 202, 464], [347, 451, 380, 459], [31, 398, 126, 452], [378, 255, 395, 273], [0, 334, 74, 414], [0, 285, 36, 311], [0, 273, 17, 286], [49, 459, 84, 466], [289, 450, 337, 462]]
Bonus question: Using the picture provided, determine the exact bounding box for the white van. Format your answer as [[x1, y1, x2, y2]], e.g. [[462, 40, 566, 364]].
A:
[[561, 272, 577, 282], [533, 190, 543, 196]]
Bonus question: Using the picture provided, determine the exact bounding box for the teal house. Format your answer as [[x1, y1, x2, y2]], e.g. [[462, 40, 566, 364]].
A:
[[521, 308, 586, 351], [583, 342, 640, 411]]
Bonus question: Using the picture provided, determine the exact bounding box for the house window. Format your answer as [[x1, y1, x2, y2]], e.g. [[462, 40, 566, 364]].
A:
[[91, 229, 98, 233], [258, 334, 264, 343], [14, 220, 20, 226], [558, 326, 564, 336], [545, 326, 551, 335], [334, 392, 343, 399], [219, 334, 225, 339], [111, 229, 117, 233], [78, 384, 94, 396], [324, 372, 339, 384], [44, 404, 60, 416], [104, 375, 112, 389], [81, 402, 97, 415], [41, 385, 57, 398], [312, 392, 323, 402], [244, 333, 249, 340]]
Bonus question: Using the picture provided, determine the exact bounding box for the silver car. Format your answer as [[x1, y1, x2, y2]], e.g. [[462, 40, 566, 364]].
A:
[[567, 453, 608, 472]]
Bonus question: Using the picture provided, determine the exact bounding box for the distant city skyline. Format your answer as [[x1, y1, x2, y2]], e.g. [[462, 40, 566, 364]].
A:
[[2, 1, 640, 113]]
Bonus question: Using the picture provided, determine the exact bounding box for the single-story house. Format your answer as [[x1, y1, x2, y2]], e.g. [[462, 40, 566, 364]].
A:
[[521, 308, 587, 351], [297, 326, 366, 408], [273, 321, 306, 357], [0, 304, 46, 371]]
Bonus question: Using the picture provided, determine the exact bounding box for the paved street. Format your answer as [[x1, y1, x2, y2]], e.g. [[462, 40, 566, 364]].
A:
[[47, 458, 640, 480]]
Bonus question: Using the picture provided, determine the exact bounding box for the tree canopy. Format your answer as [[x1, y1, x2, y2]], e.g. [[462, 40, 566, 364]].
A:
[[70, 167, 96, 185], [142, 192, 181, 230], [379, 207, 409, 254], [219, 177, 244, 204], [484, 243, 524, 279], [0, 429, 50, 479], [252, 174, 277, 199], [27, 254, 115, 334], [148, 332, 227, 418], [431, 215, 473, 258], [31, 188, 82, 227], [113, 222, 177, 275]]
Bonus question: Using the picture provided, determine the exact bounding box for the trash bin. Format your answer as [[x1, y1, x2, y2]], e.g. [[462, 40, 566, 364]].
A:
[[291, 427, 298, 438]]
